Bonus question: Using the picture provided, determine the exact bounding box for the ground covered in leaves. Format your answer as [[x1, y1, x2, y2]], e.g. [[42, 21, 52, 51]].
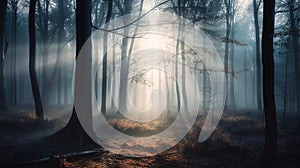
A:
[[0, 107, 299, 168]]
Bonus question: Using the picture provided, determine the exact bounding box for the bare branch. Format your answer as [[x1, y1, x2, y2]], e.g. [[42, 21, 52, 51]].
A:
[[93, 0, 170, 32]]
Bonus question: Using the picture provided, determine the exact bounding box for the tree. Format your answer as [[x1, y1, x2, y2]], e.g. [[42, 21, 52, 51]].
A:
[[274, 0, 300, 113], [261, 0, 277, 166], [10, 0, 18, 104], [118, 0, 134, 113], [229, 0, 236, 112], [57, 0, 94, 147], [0, 0, 8, 111], [29, 0, 44, 120], [288, 0, 300, 113], [101, 0, 113, 115], [37, 0, 50, 103], [224, 0, 233, 111], [253, 0, 263, 112], [57, 0, 66, 104]]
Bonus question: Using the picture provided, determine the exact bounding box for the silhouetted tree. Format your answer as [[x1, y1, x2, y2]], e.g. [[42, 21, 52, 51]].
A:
[[58, 0, 94, 147], [0, 0, 8, 111], [29, 0, 44, 120], [10, 0, 18, 104], [288, 0, 300, 113], [261, 0, 277, 166]]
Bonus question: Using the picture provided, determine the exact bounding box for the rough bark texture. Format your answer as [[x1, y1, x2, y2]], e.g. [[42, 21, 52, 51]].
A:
[[261, 0, 277, 166]]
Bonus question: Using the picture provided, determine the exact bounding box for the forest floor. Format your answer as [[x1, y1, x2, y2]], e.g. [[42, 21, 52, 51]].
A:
[[0, 106, 300, 168]]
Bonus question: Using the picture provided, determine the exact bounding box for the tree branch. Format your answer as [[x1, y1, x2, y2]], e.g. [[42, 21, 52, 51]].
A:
[[92, 0, 169, 32]]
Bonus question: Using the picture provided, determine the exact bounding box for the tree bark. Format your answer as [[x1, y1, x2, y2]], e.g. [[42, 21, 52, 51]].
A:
[[57, 0, 95, 148], [0, 0, 8, 111], [229, 3, 236, 112], [11, 0, 18, 104], [261, 0, 277, 166], [101, 0, 113, 115], [29, 0, 44, 120], [57, 0, 65, 104], [118, 0, 133, 113], [224, 0, 232, 112], [288, 0, 300, 113], [253, 0, 263, 112]]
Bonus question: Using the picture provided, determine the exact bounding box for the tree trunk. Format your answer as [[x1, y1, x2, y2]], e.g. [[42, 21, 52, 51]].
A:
[[29, 0, 44, 120], [261, 0, 277, 166], [11, 0, 18, 104], [57, 0, 94, 148], [0, 0, 8, 111], [229, 4, 236, 112], [101, 0, 113, 115], [224, 0, 231, 112], [244, 48, 248, 108], [289, 0, 300, 113], [253, 0, 263, 113], [118, 0, 133, 113], [57, 0, 65, 104]]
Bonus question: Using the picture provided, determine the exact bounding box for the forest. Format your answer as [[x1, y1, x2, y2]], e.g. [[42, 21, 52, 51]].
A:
[[0, 0, 299, 167]]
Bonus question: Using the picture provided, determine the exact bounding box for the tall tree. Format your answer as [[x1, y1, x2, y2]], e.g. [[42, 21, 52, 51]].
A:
[[101, 0, 113, 115], [57, 0, 66, 104], [224, 0, 233, 111], [11, 0, 18, 104], [0, 0, 8, 111], [118, 0, 133, 113], [288, 0, 300, 113], [29, 0, 44, 120], [261, 0, 277, 166], [229, 0, 236, 112], [57, 0, 94, 147], [253, 0, 263, 112]]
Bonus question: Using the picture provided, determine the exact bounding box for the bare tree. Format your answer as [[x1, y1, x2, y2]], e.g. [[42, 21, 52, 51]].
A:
[[57, 0, 66, 104], [288, 0, 300, 113], [101, 0, 113, 115], [118, 0, 134, 113], [29, 0, 44, 120], [58, 0, 93, 147], [0, 0, 8, 111], [10, 0, 18, 104], [224, 0, 233, 111], [253, 0, 263, 112], [261, 0, 277, 166]]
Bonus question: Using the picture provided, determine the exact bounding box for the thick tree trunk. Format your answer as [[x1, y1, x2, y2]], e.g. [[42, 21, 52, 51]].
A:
[[261, 0, 277, 166], [57, 0, 95, 148], [0, 0, 8, 111], [253, 0, 263, 112], [29, 0, 44, 120]]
